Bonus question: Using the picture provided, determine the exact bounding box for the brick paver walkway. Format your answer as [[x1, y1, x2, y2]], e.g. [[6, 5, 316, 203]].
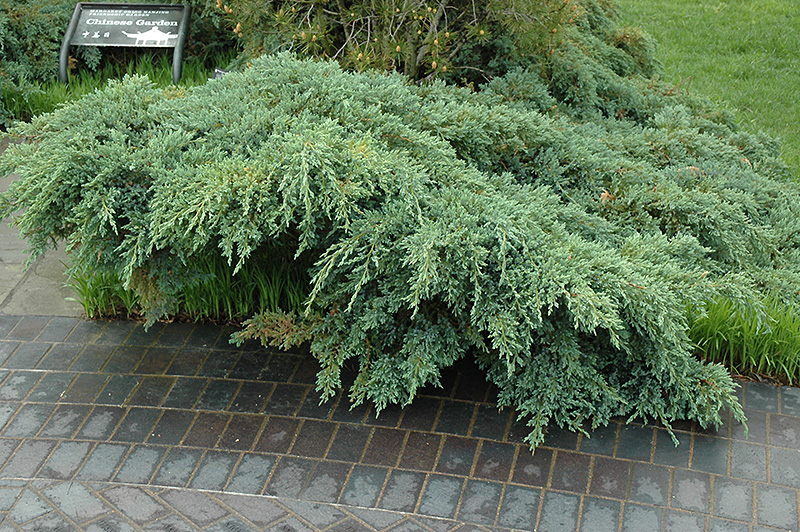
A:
[[0, 315, 797, 531]]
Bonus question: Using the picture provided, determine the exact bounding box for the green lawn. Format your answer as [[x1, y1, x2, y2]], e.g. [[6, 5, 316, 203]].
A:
[[615, 0, 800, 175]]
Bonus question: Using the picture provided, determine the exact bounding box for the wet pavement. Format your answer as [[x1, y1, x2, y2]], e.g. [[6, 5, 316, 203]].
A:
[[0, 316, 795, 531]]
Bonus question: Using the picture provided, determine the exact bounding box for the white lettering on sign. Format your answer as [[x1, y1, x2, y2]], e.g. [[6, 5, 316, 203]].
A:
[[85, 18, 134, 25], [135, 19, 179, 27]]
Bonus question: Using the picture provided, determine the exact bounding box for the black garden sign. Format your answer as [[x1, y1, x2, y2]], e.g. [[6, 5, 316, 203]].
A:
[[60, 3, 191, 84]]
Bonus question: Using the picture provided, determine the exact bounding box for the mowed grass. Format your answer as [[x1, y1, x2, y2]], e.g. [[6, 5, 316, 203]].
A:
[[615, 0, 800, 175]]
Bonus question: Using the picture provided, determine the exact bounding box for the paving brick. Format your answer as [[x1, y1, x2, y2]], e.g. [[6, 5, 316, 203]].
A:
[[400, 397, 441, 432], [134, 347, 177, 375], [154, 322, 195, 348], [435, 400, 475, 436], [757, 483, 798, 529], [152, 447, 203, 487], [0, 371, 41, 400], [297, 391, 336, 419], [183, 412, 229, 448], [708, 517, 750, 532], [196, 379, 240, 411], [189, 450, 238, 491], [670, 468, 710, 513], [549, 451, 591, 494], [433, 436, 476, 477], [143, 514, 199, 532], [166, 347, 207, 376], [8, 317, 51, 342], [103, 346, 146, 373], [621, 502, 662, 532], [782, 387, 800, 417], [262, 383, 306, 416], [229, 353, 266, 381], [60, 373, 108, 403], [769, 414, 800, 449], [8, 488, 50, 523], [457, 480, 501, 525], [629, 463, 670, 506], [770, 447, 800, 489], [3, 403, 54, 437], [217, 492, 287, 528], [161, 378, 205, 409], [418, 474, 463, 519], [1, 440, 55, 477], [379, 470, 426, 512], [226, 453, 275, 494], [290, 420, 336, 458], [26, 373, 74, 403], [254, 416, 299, 454], [327, 424, 370, 462], [589, 456, 631, 499], [744, 382, 780, 412], [691, 435, 729, 475], [4, 342, 49, 369], [75, 443, 128, 481], [512, 447, 552, 487], [160, 490, 228, 526], [399, 432, 441, 472], [39, 404, 92, 438], [103, 486, 171, 524], [363, 427, 406, 467], [470, 405, 510, 440], [579, 496, 620, 532], [114, 445, 166, 484], [229, 381, 272, 413], [148, 410, 195, 445], [331, 396, 369, 424], [579, 423, 617, 455], [197, 350, 241, 378], [0, 342, 19, 367], [36, 343, 82, 371], [730, 441, 768, 481], [184, 327, 222, 349], [653, 429, 691, 468], [615, 425, 654, 461], [0, 316, 21, 339], [127, 376, 174, 407], [664, 510, 704, 532], [94, 375, 140, 406], [340, 465, 386, 507], [302, 460, 351, 503], [473, 441, 515, 482], [206, 516, 259, 532], [111, 407, 161, 442], [42, 481, 110, 523], [36, 318, 80, 343], [364, 403, 404, 428], [77, 406, 126, 440], [218, 413, 264, 451], [265, 457, 316, 498], [734, 408, 766, 443], [94, 321, 137, 346], [538, 491, 580, 532], [713, 476, 753, 522], [496, 485, 539, 531], [71, 344, 114, 372], [38, 441, 92, 479]]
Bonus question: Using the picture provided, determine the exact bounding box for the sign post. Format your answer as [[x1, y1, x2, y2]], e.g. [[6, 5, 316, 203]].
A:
[[60, 3, 191, 84]]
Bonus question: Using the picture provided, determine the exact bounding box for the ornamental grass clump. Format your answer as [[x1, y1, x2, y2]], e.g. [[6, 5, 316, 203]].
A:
[[2, 1, 798, 448]]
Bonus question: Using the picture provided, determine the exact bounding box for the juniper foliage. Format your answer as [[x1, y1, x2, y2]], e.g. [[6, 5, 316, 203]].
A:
[[3, 2, 798, 447]]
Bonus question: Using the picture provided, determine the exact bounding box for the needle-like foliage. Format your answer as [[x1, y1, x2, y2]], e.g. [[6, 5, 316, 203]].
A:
[[4, 1, 798, 447]]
